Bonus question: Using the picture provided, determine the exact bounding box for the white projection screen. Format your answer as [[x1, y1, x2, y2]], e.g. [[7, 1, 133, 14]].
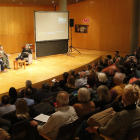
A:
[[35, 11, 69, 42]]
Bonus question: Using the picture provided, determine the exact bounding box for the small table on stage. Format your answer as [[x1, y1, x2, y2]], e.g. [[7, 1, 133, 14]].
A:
[[13, 60, 26, 70]]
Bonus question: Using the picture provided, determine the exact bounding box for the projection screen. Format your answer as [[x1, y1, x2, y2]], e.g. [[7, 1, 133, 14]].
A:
[[35, 11, 69, 42]]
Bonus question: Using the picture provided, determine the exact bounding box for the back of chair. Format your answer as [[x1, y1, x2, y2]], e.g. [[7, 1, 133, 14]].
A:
[[125, 122, 140, 140], [56, 117, 83, 140], [12, 118, 32, 140], [2, 110, 16, 121], [83, 107, 101, 120]]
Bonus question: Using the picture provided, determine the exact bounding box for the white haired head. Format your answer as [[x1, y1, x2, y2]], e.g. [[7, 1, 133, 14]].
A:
[[26, 80, 32, 88], [114, 72, 125, 85], [78, 88, 90, 102], [98, 73, 107, 82]]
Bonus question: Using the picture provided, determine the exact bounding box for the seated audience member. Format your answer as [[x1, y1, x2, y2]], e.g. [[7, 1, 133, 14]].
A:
[[86, 84, 140, 140], [0, 45, 10, 69], [0, 95, 16, 116], [34, 82, 53, 103], [110, 72, 126, 101], [107, 66, 117, 82], [73, 88, 95, 117], [113, 51, 120, 62], [97, 60, 104, 69], [94, 85, 111, 109], [58, 72, 69, 89], [102, 60, 115, 73], [115, 57, 123, 66], [16, 88, 34, 106], [96, 73, 111, 88], [9, 87, 17, 104], [70, 69, 75, 77], [85, 64, 92, 76], [95, 65, 103, 75], [18, 44, 32, 59], [30, 91, 78, 140], [103, 58, 108, 68], [135, 64, 140, 79], [123, 61, 133, 76], [116, 65, 126, 76], [91, 62, 97, 69], [106, 55, 112, 60], [10, 99, 29, 133], [64, 75, 76, 93], [18, 80, 37, 98], [75, 72, 87, 88], [0, 61, 7, 73]]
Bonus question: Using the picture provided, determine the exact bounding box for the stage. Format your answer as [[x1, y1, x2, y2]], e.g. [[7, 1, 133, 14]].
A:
[[0, 48, 128, 98]]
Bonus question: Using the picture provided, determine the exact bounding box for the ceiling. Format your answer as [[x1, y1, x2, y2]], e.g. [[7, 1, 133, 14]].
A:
[[0, 0, 86, 5]]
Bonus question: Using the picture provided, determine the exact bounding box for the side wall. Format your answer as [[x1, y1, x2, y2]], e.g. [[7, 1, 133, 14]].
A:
[[0, 4, 55, 54], [64, 0, 133, 53]]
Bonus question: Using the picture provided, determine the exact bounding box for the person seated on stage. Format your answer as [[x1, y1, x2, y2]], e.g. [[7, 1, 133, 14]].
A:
[[0, 45, 11, 69], [33, 82, 53, 103], [16, 88, 34, 106], [113, 51, 120, 62], [18, 44, 32, 59], [30, 91, 78, 140], [0, 95, 16, 117], [17, 80, 37, 98], [0, 61, 7, 73]]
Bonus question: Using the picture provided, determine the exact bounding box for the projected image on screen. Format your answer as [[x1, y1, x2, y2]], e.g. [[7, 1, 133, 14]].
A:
[[35, 12, 69, 42]]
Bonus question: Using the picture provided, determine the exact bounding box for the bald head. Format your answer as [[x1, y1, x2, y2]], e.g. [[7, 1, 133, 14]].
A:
[[80, 72, 86, 78], [109, 66, 117, 74], [56, 91, 69, 106]]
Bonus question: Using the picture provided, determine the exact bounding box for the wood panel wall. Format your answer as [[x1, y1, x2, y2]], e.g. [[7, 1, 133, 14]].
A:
[[63, 0, 133, 53], [0, 4, 55, 54]]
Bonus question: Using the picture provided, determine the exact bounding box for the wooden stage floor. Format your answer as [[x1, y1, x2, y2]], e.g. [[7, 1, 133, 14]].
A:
[[0, 48, 128, 97]]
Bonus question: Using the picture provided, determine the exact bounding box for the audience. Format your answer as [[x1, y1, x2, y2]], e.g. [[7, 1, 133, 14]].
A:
[[123, 61, 133, 76], [95, 65, 103, 75], [69, 69, 75, 77], [102, 60, 115, 73], [73, 88, 95, 117], [86, 84, 140, 140], [106, 55, 112, 60], [16, 88, 34, 106], [18, 80, 37, 98], [63, 75, 76, 93], [0, 95, 16, 116], [110, 72, 125, 101], [116, 65, 126, 76], [75, 71, 87, 88], [103, 58, 108, 68], [113, 51, 120, 62], [30, 91, 78, 140], [9, 87, 17, 104], [135, 64, 140, 79], [85, 64, 92, 76], [34, 82, 53, 103]]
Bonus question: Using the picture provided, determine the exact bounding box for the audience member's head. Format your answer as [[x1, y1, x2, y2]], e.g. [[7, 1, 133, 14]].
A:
[[26, 80, 32, 88], [115, 57, 123, 65], [103, 58, 108, 64], [56, 91, 69, 107], [98, 60, 103, 66], [97, 85, 111, 102], [132, 79, 140, 87], [25, 44, 29, 49], [123, 61, 131, 70], [24, 88, 32, 97], [67, 75, 75, 88], [115, 51, 119, 56], [108, 59, 114, 66], [91, 62, 96, 68], [0, 45, 3, 50], [87, 75, 96, 87], [42, 82, 50, 91], [78, 88, 90, 103], [89, 68, 97, 78], [106, 55, 112, 60], [80, 71, 86, 78], [63, 72, 69, 81], [123, 84, 140, 105], [113, 72, 125, 85], [109, 66, 117, 74], [70, 69, 75, 76], [96, 65, 103, 72], [86, 64, 92, 71], [117, 65, 125, 73], [1, 95, 10, 105], [16, 99, 29, 119], [9, 87, 17, 98], [98, 73, 107, 83]]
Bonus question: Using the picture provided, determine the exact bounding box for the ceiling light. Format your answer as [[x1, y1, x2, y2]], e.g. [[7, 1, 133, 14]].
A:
[[76, 0, 78, 2], [20, 3, 22, 4], [52, 1, 54, 3]]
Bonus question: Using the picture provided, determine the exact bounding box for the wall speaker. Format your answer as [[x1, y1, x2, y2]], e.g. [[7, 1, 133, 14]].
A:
[[70, 19, 74, 27]]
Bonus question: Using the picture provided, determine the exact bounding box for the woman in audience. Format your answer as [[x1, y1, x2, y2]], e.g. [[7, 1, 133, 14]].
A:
[[98, 60, 104, 69], [94, 85, 111, 110], [85, 64, 92, 76], [103, 58, 108, 68], [73, 88, 95, 117], [10, 99, 29, 133], [64, 75, 76, 93], [123, 61, 133, 76], [117, 65, 125, 75], [9, 87, 17, 104], [96, 73, 111, 88], [86, 84, 140, 140]]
